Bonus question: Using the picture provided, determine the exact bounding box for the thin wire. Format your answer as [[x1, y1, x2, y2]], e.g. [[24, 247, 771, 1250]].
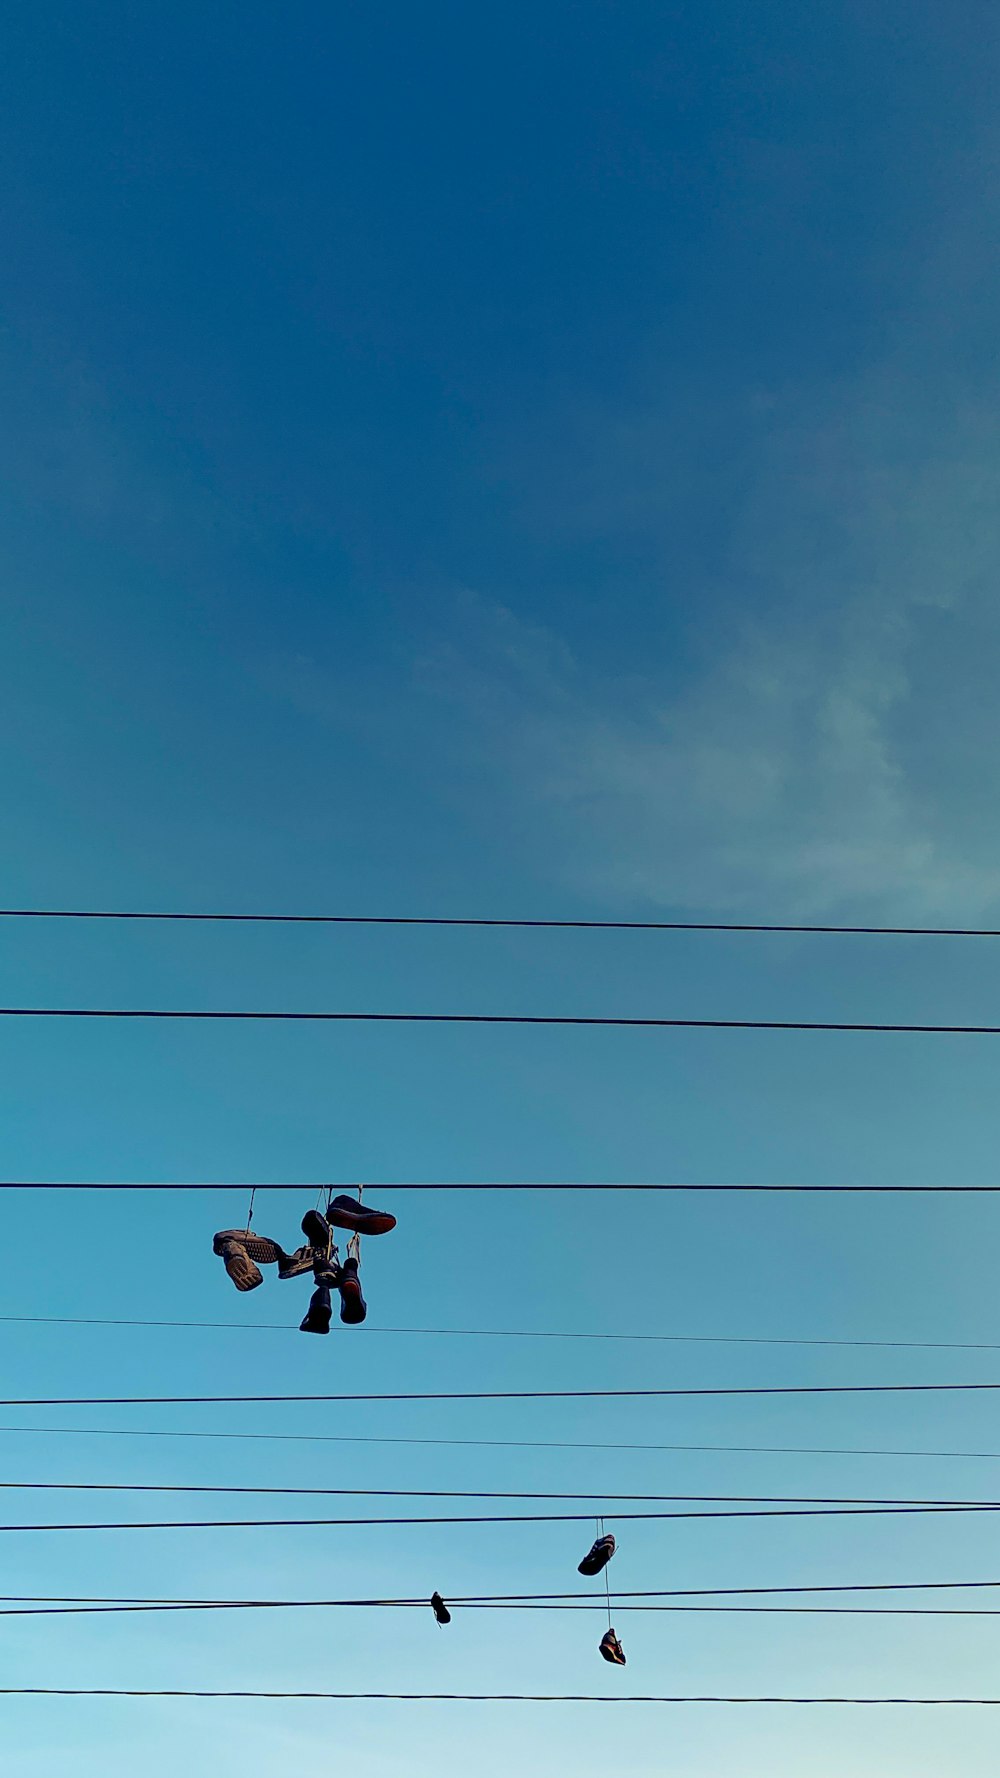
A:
[[9, 1578, 1000, 1604], [7, 907, 1000, 938], [3, 1180, 1000, 1192], [3, 1483, 997, 1506], [4, 1424, 1000, 1462], [7, 1599, 1000, 1620], [599, 1514, 612, 1632], [6, 1379, 1000, 1405], [1, 1504, 999, 1533], [1, 1688, 998, 1703], [10, 1006, 1000, 1035], [4, 1311, 1000, 1352]]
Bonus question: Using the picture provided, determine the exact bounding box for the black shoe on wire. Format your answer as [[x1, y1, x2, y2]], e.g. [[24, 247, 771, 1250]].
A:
[[300, 1285, 332, 1335], [578, 1534, 616, 1576], [599, 1628, 626, 1666], [326, 1194, 396, 1237], [338, 1255, 367, 1324]]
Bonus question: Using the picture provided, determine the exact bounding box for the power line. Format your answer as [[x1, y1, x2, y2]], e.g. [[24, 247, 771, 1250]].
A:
[[6, 1380, 1000, 1405], [10, 1578, 1000, 1603], [1, 1503, 999, 1533], [1, 1689, 998, 1703], [4, 1424, 1000, 1462], [3, 1311, 999, 1352], [8, 1006, 1000, 1035], [5, 1180, 1000, 1192], [5, 906, 1000, 939], [1, 1482, 997, 1507], [6, 1599, 1000, 1620]]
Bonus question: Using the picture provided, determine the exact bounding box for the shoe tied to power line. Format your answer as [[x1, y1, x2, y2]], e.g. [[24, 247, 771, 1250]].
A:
[[599, 1628, 626, 1666], [338, 1255, 367, 1325], [325, 1193, 396, 1237], [578, 1533, 616, 1577], [299, 1284, 333, 1336], [213, 1229, 311, 1293], [430, 1592, 452, 1626]]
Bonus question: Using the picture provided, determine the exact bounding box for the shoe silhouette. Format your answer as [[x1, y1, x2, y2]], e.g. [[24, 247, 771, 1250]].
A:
[[578, 1533, 616, 1576], [338, 1255, 367, 1324], [326, 1194, 396, 1237], [599, 1628, 626, 1665], [431, 1592, 451, 1625], [301, 1209, 333, 1249], [299, 1284, 332, 1335]]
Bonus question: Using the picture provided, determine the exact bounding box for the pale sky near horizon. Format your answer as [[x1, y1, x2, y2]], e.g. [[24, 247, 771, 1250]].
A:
[[3, 4, 1000, 1772]]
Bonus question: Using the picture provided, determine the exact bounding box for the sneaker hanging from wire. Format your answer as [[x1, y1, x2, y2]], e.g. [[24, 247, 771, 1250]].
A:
[[325, 1193, 396, 1237], [338, 1252, 367, 1325], [300, 1284, 333, 1336], [277, 1244, 315, 1280], [578, 1533, 616, 1577], [430, 1592, 451, 1626], [598, 1628, 626, 1665]]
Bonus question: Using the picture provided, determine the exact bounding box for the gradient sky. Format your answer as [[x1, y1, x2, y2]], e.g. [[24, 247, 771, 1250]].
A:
[[3, 3, 1000, 1773]]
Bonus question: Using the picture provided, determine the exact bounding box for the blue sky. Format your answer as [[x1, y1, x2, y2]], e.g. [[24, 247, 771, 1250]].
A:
[[3, 2, 1000, 1772]]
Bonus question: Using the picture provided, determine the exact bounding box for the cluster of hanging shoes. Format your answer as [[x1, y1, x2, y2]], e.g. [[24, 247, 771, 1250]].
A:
[[430, 1527, 625, 1666], [213, 1192, 397, 1333]]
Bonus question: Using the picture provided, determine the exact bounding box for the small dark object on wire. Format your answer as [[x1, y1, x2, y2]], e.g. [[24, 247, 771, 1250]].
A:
[[431, 1592, 451, 1626]]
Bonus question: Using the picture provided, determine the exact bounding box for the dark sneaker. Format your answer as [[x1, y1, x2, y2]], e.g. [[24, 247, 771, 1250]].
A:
[[326, 1194, 396, 1237], [312, 1246, 341, 1288], [599, 1628, 626, 1666], [301, 1209, 333, 1249], [578, 1534, 616, 1576], [277, 1244, 315, 1281], [212, 1232, 264, 1293], [430, 1592, 451, 1626], [300, 1285, 332, 1335], [338, 1255, 367, 1325]]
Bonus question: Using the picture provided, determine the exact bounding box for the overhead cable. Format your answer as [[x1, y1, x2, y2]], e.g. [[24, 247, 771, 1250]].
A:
[[4, 1180, 1000, 1193], [10, 1577, 1000, 1602], [6, 1379, 1000, 1405], [1, 1688, 998, 1703], [4, 906, 1000, 938], [1, 1482, 998, 1508], [1, 1311, 997, 1350], [4, 1424, 1000, 1462], [2, 1503, 1000, 1533], [6, 1599, 1000, 1619], [8, 1006, 1000, 1035]]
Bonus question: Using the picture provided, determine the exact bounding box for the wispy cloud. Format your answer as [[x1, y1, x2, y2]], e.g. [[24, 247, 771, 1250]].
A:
[[421, 377, 1000, 920]]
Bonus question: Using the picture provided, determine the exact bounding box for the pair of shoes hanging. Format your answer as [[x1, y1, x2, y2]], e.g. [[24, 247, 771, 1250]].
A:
[[578, 1534, 625, 1664], [299, 1205, 373, 1332], [212, 1230, 314, 1293], [299, 1255, 367, 1334]]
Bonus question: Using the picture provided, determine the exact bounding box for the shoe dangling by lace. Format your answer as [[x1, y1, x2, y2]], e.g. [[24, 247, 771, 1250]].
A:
[[599, 1628, 626, 1666], [338, 1254, 367, 1324], [430, 1592, 451, 1626], [578, 1533, 616, 1576], [326, 1193, 396, 1237], [300, 1284, 332, 1335], [212, 1231, 265, 1293]]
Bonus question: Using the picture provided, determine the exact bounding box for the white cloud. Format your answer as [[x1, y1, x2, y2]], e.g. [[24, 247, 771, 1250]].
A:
[[422, 383, 1000, 920]]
